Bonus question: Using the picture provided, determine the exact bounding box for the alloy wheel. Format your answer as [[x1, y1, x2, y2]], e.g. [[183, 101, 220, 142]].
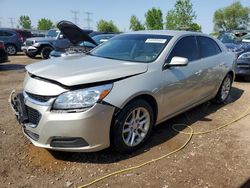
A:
[[122, 107, 150, 147], [221, 76, 231, 101]]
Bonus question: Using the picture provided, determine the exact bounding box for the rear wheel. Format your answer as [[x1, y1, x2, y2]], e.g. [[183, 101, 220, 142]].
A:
[[212, 74, 233, 104], [6, 44, 17, 55], [111, 99, 154, 153], [40, 46, 53, 59]]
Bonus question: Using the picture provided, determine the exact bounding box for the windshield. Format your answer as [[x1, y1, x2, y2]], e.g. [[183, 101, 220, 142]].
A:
[[92, 34, 116, 44], [46, 30, 60, 38], [218, 31, 250, 44], [90, 34, 172, 63]]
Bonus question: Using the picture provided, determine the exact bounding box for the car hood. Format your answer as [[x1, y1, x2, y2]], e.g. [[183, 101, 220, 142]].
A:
[[26, 37, 56, 43], [57, 20, 97, 46], [26, 55, 148, 87], [224, 42, 250, 53]]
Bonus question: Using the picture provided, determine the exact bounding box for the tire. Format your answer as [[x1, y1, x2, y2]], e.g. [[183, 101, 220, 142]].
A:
[[212, 74, 233, 104], [111, 99, 154, 153], [243, 76, 250, 82], [6, 44, 17, 55], [25, 52, 37, 58], [40, 46, 53, 59]]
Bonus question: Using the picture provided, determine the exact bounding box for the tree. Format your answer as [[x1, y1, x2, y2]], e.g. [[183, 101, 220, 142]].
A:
[[129, 15, 145, 31], [145, 8, 163, 30], [188, 23, 202, 32], [18, 15, 31, 29], [37, 18, 54, 30], [96, 20, 119, 32], [166, 0, 201, 32], [213, 1, 250, 31]]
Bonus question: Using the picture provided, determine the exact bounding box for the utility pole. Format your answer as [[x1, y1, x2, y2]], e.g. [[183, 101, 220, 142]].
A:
[[8, 17, 15, 28], [84, 11, 93, 30], [71, 10, 79, 25], [0, 17, 2, 27]]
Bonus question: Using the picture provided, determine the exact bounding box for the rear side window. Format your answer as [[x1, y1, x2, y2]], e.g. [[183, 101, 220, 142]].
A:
[[167, 36, 199, 62], [198, 36, 221, 58], [0, 31, 14, 37], [4, 31, 13, 36]]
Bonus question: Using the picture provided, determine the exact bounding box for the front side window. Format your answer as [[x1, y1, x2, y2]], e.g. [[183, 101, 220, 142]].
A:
[[90, 34, 172, 63], [167, 36, 199, 63], [198, 36, 221, 58]]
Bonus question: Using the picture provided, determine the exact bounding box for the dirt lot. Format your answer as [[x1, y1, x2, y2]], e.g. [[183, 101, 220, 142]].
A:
[[1, 54, 250, 188]]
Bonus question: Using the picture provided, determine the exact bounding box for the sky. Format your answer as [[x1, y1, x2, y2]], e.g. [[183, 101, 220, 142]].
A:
[[0, 0, 249, 34]]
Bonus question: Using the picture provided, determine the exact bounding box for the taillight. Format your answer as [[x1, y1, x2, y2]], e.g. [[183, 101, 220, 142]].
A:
[[0, 43, 5, 49]]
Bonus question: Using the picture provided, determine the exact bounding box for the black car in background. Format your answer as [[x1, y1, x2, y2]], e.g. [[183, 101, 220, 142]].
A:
[[0, 28, 25, 55], [218, 30, 250, 81], [0, 41, 8, 63]]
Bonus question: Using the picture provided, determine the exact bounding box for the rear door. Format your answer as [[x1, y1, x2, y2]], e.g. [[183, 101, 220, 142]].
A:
[[197, 36, 224, 98], [160, 36, 203, 119]]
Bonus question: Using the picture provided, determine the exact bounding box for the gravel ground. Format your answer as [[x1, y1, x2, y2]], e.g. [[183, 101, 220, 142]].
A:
[[1, 54, 250, 188]]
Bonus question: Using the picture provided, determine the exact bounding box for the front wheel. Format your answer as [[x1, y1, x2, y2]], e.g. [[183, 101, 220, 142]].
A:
[[6, 44, 17, 55], [212, 74, 233, 104], [25, 52, 37, 58], [243, 76, 250, 82], [40, 46, 53, 59], [111, 99, 154, 153]]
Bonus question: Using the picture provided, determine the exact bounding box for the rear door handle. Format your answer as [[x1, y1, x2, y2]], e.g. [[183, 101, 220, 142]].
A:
[[195, 70, 203, 75]]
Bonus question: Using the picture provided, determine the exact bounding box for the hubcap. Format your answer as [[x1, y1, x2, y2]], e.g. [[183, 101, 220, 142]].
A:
[[221, 77, 231, 101], [122, 107, 150, 147], [7, 46, 16, 55]]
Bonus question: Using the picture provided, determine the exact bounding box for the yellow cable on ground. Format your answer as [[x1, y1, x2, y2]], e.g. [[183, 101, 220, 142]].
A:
[[78, 106, 250, 188]]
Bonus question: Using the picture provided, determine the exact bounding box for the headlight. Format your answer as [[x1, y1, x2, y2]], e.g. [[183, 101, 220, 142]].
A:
[[238, 52, 250, 59], [33, 42, 40, 47], [52, 84, 112, 110]]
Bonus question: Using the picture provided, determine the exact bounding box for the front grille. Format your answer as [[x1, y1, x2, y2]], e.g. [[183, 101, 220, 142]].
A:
[[237, 63, 250, 69], [24, 128, 39, 141], [26, 106, 41, 125], [26, 92, 53, 103]]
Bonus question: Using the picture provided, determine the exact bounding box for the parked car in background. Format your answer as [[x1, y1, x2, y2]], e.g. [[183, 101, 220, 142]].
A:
[[50, 21, 117, 58], [0, 28, 24, 55], [14, 29, 32, 42], [0, 41, 8, 63], [218, 30, 250, 81], [22, 29, 71, 59], [10, 30, 235, 153]]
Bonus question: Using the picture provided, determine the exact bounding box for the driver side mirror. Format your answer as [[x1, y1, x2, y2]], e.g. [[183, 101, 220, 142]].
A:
[[164, 56, 189, 69], [59, 34, 64, 39]]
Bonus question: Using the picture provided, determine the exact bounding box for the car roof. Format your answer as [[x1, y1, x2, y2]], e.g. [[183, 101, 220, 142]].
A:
[[127, 30, 204, 37], [0, 28, 17, 32]]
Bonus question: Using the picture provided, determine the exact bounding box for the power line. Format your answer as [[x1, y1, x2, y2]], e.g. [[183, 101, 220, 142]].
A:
[[84, 11, 93, 30], [71, 10, 79, 25], [8, 17, 15, 28]]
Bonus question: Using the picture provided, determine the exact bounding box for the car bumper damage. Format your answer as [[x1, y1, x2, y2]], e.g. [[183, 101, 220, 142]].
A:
[[21, 46, 38, 54], [9, 88, 115, 152]]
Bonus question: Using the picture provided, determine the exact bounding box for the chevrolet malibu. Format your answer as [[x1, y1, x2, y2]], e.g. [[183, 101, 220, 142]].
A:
[[10, 30, 235, 153]]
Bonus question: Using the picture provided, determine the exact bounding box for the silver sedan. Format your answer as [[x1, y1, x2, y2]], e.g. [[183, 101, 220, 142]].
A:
[[10, 30, 235, 153]]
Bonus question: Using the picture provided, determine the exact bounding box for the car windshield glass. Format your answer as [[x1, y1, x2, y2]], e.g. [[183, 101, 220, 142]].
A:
[[218, 31, 250, 43], [46, 30, 60, 38], [90, 34, 172, 63], [92, 34, 115, 44]]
